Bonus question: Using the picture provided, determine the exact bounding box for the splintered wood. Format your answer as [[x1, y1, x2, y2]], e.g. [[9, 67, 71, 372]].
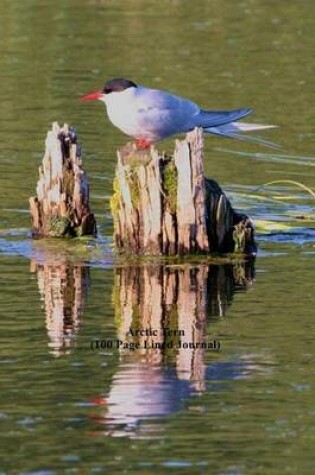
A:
[[111, 128, 256, 255], [29, 123, 96, 238], [174, 130, 209, 253]]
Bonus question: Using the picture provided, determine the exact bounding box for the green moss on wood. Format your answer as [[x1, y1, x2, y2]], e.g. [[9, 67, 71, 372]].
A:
[[163, 161, 178, 214], [74, 225, 83, 237], [110, 177, 121, 221], [124, 152, 151, 167], [62, 158, 75, 197], [233, 227, 245, 253], [48, 216, 70, 237], [127, 170, 140, 208]]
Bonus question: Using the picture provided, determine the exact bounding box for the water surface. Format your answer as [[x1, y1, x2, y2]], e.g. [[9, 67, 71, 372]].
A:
[[0, 0, 314, 473]]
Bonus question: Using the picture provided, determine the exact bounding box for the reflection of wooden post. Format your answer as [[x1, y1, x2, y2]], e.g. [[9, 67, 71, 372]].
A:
[[176, 267, 208, 391], [29, 123, 97, 238], [111, 128, 256, 255], [30, 260, 90, 356], [113, 262, 254, 387], [113, 265, 209, 388]]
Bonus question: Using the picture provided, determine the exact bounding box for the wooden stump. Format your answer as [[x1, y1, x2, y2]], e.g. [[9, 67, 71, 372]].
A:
[[110, 128, 256, 255], [29, 123, 97, 238]]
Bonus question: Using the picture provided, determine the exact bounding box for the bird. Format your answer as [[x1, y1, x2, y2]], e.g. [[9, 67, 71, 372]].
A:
[[81, 77, 276, 148]]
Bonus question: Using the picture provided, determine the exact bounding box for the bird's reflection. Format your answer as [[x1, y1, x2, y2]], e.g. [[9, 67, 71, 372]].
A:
[[30, 259, 90, 356], [91, 260, 256, 438]]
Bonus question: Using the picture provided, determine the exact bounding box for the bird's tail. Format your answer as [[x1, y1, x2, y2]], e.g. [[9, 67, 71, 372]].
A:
[[205, 122, 278, 147]]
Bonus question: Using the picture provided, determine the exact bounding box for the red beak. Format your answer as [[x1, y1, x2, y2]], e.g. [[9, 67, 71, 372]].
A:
[[80, 90, 103, 102]]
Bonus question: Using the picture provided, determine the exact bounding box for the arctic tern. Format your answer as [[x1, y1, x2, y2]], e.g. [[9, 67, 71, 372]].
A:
[[81, 78, 275, 148]]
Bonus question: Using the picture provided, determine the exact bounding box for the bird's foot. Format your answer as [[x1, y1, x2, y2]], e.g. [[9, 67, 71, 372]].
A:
[[134, 139, 152, 150], [90, 397, 107, 406]]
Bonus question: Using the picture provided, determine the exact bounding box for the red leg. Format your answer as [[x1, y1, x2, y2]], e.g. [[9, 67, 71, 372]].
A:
[[90, 397, 107, 406], [135, 139, 152, 150]]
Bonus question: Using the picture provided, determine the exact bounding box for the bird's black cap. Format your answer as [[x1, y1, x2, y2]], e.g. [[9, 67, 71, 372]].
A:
[[102, 78, 137, 94]]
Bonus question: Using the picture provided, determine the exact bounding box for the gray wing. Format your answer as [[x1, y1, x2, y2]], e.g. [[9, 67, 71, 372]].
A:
[[196, 108, 253, 128], [134, 87, 200, 139], [134, 87, 253, 139]]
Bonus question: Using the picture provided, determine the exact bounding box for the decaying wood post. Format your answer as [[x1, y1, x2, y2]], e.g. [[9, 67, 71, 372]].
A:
[[110, 128, 256, 255], [29, 123, 97, 238]]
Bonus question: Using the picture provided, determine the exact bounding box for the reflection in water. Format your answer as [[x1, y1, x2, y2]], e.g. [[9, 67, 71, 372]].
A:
[[30, 259, 90, 356], [91, 364, 193, 438], [207, 262, 255, 317], [92, 261, 255, 437]]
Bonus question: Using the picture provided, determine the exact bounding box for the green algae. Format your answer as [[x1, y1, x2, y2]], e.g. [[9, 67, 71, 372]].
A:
[[48, 216, 70, 237], [62, 158, 75, 197], [110, 176, 121, 222], [163, 161, 178, 214]]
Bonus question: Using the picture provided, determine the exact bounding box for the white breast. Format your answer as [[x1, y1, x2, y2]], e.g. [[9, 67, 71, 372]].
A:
[[103, 88, 154, 140]]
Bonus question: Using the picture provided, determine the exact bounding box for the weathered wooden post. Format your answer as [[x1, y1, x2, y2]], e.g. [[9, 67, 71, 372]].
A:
[[29, 123, 96, 238], [110, 128, 256, 255]]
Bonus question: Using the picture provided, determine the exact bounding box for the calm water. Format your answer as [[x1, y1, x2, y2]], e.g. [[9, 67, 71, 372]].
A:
[[0, 0, 314, 473]]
